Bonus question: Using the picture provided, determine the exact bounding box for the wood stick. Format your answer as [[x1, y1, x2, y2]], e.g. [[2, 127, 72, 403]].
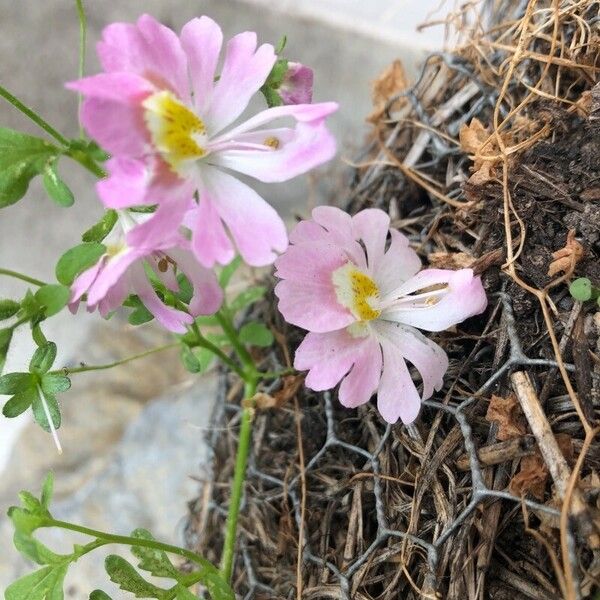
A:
[[455, 435, 536, 471]]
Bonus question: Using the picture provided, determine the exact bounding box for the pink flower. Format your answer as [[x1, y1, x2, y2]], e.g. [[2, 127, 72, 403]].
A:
[[274, 207, 487, 424], [279, 62, 314, 105], [70, 213, 223, 333], [67, 14, 338, 267]]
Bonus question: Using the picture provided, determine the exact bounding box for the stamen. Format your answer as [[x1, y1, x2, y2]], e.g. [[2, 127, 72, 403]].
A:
[[263, 136, 281, 149], [157, 258, 169, 273]]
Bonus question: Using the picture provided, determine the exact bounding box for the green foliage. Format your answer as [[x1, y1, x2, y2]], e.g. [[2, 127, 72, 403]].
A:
[[105, 555, 166, 598], [260, 58, 289, 107], [130, 529, 179, 579], [30, 341, 57, 374], [42, 160, 74, 207], [35, 285, 70, 318], [218, 256, 242, 289], [55, 242, 105, 286], [180, 343, 216, 374], [89, 592, 113, 600], [0, 327, 13, 373], [32, 388, 61, 433], [2, 387, 37, 418], [126, 296, 154, 326], [239, 322, 274, 347], [570, 277, 592, 301], [0, 127, 60, 208], [0, 299, 21, 320], [229, 285, 267, 313], [82, 210, 118, 243]]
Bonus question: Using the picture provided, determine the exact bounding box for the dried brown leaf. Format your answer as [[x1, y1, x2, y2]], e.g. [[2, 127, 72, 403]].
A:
[[459, 118, 499, 184], [485, 393, 528, 441], [427, 251, 476, 269], [547, 229, 584, 277], [368, 60, 408, 123], [510, 453, 548, 500]]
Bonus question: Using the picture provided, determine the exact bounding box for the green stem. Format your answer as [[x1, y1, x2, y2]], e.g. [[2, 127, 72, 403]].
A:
[[47, 518, 215, 570], [220, 378, 258, 582], [0, 268, 47, 287], [66, 148, 107, 179], [0, 84, 69, 146], [75, 0, 87, 138], [52, 342, 179, 375], [190, 321, 244, 378], [215, 311, 255, 371]]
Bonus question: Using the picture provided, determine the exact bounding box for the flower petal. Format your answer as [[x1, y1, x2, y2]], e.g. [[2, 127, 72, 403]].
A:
[[198, 168, 288, 266], [86, 250, 139, 307], [97, 158, 152, 208], [352, 208, 390, 270], [372, 321, 447, 400], [180, 16, 223, 114], [381, 268, 487, 332], [204, 32, 276, 133], [129, 263, 192, 333], [338, 336, 382, 408], [294, 330, 365, 391], [70, 259, 103, 304], [377, 338, 422, 425], [375, 230, 421, 296], [98, 15, 189, 101], [167, 247, 223, 315], [187, 195, 236, 268], [210, 118, 336, 183]]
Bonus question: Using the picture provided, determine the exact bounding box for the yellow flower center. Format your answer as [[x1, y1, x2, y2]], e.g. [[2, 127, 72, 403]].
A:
[[332, 263, 381, 322], [143, 91, 207, 172], [105, 241, 127, 258]]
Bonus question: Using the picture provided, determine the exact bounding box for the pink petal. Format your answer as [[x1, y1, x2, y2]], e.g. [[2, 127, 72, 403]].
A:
[[294, 330, 364, 391], [199, 168, 288, 267], [167, 247, 224, 315], [129, 263, 193, 333], [338, 336, 382, 408], [279, 62, 314, 105], [79, 98, 147, 156], [66, 72, 154, 102], [180, 17, 223, 114], [86, 249, 140, 307], [372, 321, 447, 400], [204, 32, 276, 133], [374, 230, 421, 296], [70, 259, 104, 303], [288, 219, 331, 244], [381, 269, 487, 332], [98, 15, 189, 101], [352, 209, 390, 270], [97, 158, 151, 208], [97, 276, 129, 317], [210, 119, 336, 183], [187, 195, 235, 268], [377, 339, 422, 425]]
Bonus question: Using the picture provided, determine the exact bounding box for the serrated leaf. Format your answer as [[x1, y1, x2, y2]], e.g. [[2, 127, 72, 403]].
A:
[[90, 592, 113, 600], [41, 374, 71, 394], [32, 388, 61, 433], [218, 256, 242, 288], [4, 564, 68, 600], [55, 242, 105, 286], [0, 298, 20, 320], [13, 531, 61, 566], [130, 529, 179, 579], [3, 387, 36, 417], [0, 127, 59, 208], [82, 210, 118, 243], [0, 371, 34, 394], [105, 555, 166, 598], [42, 160, 74, 207], [229, 286, 266, 313], [30, 342, 57, 374], [238, 322, 274, 347], [0, 327, 13, 374], [35, 285, 70, 318]]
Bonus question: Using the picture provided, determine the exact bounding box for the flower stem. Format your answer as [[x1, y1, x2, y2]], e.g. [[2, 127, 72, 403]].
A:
[[0, 267, 47, 287], [0, 84, 70, 147], [220, 377, 258, 582], [190, 321, 244, 378], [75, 0, 87, 138], [52, 342, 179, 375]]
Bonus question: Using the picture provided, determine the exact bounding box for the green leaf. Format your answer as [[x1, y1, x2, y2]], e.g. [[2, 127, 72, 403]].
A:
[[275, 34, 287, 54], [90, 592, 113, 600], [218, 256, 242, 288], [3, 387, 36, 418], [13, 530, 61, 566], [29, 342, 57, 374], [40, 472, 54, 508], [180, 344, 202, 373], [42, 160, 74, 207], [0, 127, 59, 208], [31, 323, 48, 347], [129, 305, 154, 326], [4, 564, 68, 600], [569, 277, 593, 301], [130, 528, 179, 579], [55, 242, 105, 286], [229, 285, 266, 313], [41, 374, 71, 395], [0, 299, 20, 320], [32, 389, 61, 432], [82, 210, 118, 243], [174, 586, 197, 600], [0, 327, 13, 374], [35, 285, 70, 318], [0, 372, 35, 394], [238, 322, 274, 347], [203, 571, 235, 600], [105, 554, 166, 598]]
